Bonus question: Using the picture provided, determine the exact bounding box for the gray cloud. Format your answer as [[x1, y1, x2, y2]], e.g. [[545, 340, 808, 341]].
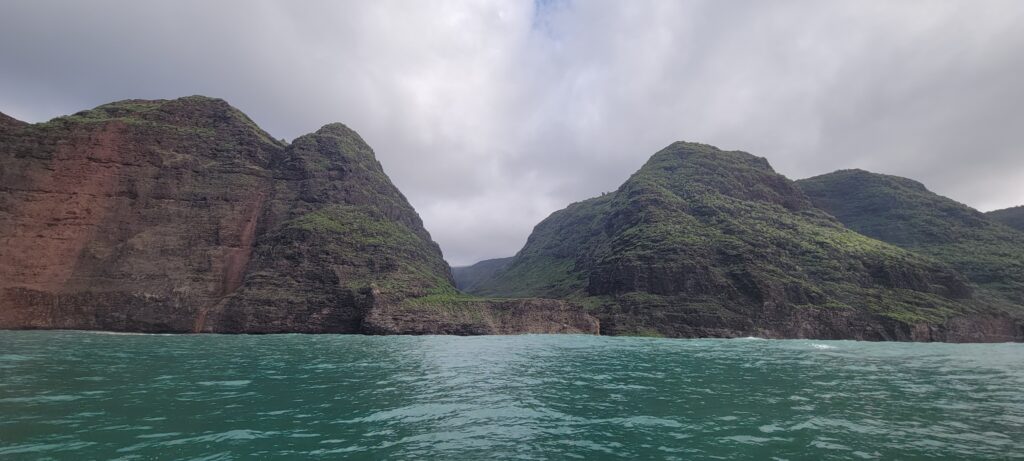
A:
[[2, 0, 1023, 265]]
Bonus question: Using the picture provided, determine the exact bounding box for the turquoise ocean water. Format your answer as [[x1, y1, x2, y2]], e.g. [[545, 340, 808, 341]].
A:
[[1, 331, 1022, 459]]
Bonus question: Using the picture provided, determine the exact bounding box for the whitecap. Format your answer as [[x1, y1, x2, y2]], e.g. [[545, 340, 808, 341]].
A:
[[722, 435, 774, 444], [0, 354, 32, 361], [196, 380, 251, 387]]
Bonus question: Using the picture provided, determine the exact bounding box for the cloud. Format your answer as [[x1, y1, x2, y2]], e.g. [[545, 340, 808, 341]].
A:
[[2, 0, 1023, 265]]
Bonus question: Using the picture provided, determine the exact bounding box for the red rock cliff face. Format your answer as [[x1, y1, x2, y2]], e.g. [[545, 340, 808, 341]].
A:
[[0, 97, 471, 333]]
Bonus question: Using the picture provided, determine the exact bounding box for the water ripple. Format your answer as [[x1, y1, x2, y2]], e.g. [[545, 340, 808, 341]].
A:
[[0, 332, 1021, 459]]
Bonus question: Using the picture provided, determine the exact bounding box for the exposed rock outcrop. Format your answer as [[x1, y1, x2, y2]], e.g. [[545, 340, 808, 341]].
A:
[[0, 97, 596, 335], [1, 98, 281, 332], [363, 296, 599, 335]]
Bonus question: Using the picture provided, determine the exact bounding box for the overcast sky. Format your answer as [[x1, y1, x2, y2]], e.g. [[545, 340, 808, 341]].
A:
[[2, 1, 1023, 265]]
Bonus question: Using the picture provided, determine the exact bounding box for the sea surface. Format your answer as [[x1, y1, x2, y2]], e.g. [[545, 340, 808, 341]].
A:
[[0, 331, 1022, 460]]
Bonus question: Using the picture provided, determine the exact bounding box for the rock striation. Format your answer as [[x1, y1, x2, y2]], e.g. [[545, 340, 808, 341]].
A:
[[466, 142, 1023, 342], [0, 97, 598, 335]]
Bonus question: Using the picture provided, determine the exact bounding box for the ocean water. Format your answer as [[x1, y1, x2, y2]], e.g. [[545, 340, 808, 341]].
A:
[[0, 332, 1022, 460]]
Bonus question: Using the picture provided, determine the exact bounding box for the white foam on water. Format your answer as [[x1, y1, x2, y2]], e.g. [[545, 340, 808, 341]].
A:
[[196, 380, 251, 387]]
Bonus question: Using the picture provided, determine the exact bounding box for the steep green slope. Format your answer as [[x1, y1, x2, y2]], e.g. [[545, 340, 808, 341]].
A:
[[797, 170, 1024, 305], [452, 257, 513, 292], [470, 142, 1019, 341], [207, 122, 458, 332], [987, 206, 1024, 233]]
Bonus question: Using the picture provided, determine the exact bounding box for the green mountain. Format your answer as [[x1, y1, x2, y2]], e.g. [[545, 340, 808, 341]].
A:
[[987, 206, 1024, 232], [452, 257, 513, 292], [797, 170, 1024, 305], [467, 142, 1020, 341], [0, 97, 597, 335]]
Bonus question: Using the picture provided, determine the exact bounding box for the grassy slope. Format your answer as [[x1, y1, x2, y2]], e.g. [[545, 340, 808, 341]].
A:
[[241, 120, 458, 303], [797, 170, 1024, 306], [987, 206, 1024, 233], [282, 204, 453, 296], [452, 257, 513, 292], [34, 96, 282, 146], [470, 142, 989, 327]]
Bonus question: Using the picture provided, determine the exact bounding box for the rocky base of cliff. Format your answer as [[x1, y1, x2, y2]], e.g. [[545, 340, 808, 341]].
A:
[[3, 285, 1018, 341], [596, 300, 1023, 343], [0, 287, 203, 333], [362, 298, 600, 335], [0, 287, 601, 336]]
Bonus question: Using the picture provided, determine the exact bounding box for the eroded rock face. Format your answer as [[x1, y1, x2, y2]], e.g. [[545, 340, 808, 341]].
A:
[[1, 99, 281, 332], [0, 97, 590, 335]]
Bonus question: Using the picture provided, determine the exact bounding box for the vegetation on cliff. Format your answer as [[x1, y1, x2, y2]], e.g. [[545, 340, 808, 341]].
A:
[[0, 96, 514, 333], [986, 205, 1024, 233], [797, 170, 1024, 305], [452, 257, 513, 292], [466, 142, 1014, 338], [1, 97, 1019, 340]]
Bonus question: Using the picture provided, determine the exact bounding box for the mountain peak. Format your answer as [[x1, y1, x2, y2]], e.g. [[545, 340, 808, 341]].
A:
[[85, 95, 233, 118], [806, 169, 929, 193], [666, 140, 722, 152], [640, 142, 774, 175], [315, 122, 360, 137], [630, 141, 806, 211], [45, 96, 282, 147], [278, 122, 372, 158]]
